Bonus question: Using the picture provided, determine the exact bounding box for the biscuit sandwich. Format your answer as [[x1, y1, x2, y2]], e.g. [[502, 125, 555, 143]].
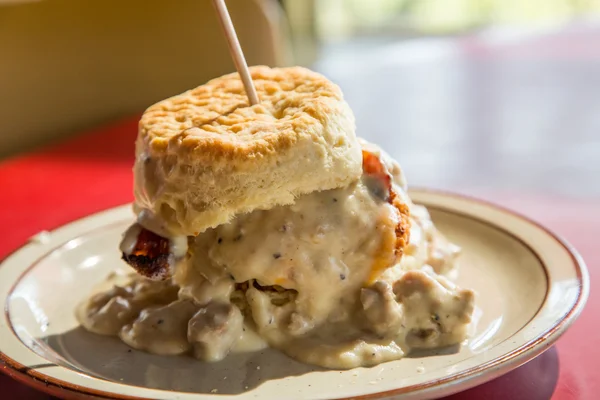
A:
[[78, 66, 474, 369]]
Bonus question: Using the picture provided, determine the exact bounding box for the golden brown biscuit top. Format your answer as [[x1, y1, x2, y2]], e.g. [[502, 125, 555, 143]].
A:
[[139, 66, 346, 167]]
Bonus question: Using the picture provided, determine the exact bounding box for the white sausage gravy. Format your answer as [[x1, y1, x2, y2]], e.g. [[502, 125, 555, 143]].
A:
[[77, 141, 475, 369]]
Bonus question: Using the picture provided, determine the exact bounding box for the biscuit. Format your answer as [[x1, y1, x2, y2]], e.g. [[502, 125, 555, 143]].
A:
[[133, 66, 361, 235]]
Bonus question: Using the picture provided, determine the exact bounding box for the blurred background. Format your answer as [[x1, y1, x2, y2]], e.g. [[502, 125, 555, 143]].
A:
[[1, 0, 599, 197]]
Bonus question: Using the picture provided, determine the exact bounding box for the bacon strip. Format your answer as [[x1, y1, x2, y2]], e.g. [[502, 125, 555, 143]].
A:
[[122, 228, 172, 280]]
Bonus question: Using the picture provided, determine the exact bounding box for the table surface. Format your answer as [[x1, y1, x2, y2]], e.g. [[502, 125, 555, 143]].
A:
[[1, 24, 598, 400]]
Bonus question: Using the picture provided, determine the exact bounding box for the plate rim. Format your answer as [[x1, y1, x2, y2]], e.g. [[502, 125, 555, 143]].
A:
[[0, 189, 590, 400]]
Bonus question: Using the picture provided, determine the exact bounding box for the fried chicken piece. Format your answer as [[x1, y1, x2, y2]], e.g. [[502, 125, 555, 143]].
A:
[[362, 149, 411, 267], [122, 151, 410, 285], [122, 227, 172, 280]]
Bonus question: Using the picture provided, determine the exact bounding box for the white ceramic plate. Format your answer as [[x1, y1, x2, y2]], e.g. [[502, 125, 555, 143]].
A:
[[0, 190, 589, 400]]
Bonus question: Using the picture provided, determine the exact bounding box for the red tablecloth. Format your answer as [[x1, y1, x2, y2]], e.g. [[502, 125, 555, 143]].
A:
[[0, 117, 597, 399]]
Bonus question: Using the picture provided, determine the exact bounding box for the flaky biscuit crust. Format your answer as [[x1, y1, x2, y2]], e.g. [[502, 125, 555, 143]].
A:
[[134, 66, 362, 235]]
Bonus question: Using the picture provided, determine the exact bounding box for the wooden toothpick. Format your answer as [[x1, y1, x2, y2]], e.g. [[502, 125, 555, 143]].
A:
[[211, 0, 260, 105]]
